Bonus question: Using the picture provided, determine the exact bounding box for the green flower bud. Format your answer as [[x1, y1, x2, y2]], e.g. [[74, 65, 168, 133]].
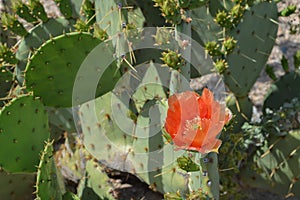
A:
[[205, 41, 222, 56], [215, 10, 232, 29], [222, 36, 237, 55], [1, 13, 28, 36], [214, 59, 228, 74], [161, 50, 183, 69], [93, 24, 108, 41], [0, 43, 18, 65], [74, 19, 91, 32]]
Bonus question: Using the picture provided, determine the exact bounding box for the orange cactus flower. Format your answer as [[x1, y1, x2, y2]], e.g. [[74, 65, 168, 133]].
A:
[[164, 88, 231, 154]]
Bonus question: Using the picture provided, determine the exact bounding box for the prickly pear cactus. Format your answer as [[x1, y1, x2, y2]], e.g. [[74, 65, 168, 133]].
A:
[[1, 12, 28, 36], [0, 0, 293, 198], [78, 62, 189, 194], [0, 42, 18, 66], [264, 71, 300, 110], [36, 140, 66, 200], [0, 170, 35, 200], [55, 0, 83, 19], [188, 153, 220, 199], [25, 32, 120, 107], [190, 6, 222, 46], [226, 93, 253, 128], [95, 0, 121, 37], [241, 129, 300, 197], [16, 18, 75, 73], [55, 135, 86, 182], [189, 0, 279, 130], [0, 95, 49, 173], [12, 0, 38, 24], [28, 0, 48, 22], [77, 159, 115, 200], [224, 1, 278, 97]]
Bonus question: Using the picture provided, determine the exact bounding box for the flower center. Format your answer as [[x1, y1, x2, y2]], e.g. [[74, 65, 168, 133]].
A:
[[183, 116, 202, 136]]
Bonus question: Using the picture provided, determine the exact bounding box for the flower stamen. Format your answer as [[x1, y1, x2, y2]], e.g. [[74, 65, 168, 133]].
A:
[[183, 116, 201, 136]]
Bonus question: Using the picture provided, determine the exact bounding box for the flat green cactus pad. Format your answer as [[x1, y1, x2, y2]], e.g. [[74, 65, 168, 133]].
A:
[[0, 95, 49, 173], [226, 93, 253, 130], [36, 140, 65, 200], [95, 0, 120, 38], [79, 63, 189, 194], [25, 32, 120, 107], [0, 171, 35, 200], [224, 1, 278, 97], [189, 6, 222, 78], [16, 18, 75, 72], [77, 159, 115, 200], [241, 129, 300, 197], [188, 153, 220, 199], [264, 71, 300, 110], [191, 6, 222, 45]]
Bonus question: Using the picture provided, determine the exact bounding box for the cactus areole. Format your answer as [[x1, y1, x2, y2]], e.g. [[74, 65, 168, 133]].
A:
[[164, 89, 231, 154]]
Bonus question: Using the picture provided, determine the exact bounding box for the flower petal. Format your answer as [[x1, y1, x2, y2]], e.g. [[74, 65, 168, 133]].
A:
[[164, 89, 228, 154]]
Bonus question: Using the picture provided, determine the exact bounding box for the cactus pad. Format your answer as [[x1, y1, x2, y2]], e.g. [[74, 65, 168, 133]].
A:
[[25, 32, 120, 107], [55, 135, 86, 182], [16, 18, 75, 77], [0, 95, 49, 173], [0, 170, 35, 200], [264, 71, 300, 110], [54, 0, 73, 19], [241, 129, 300, 197], [36, 140, 65, 200], [28, 0, 48, 22], [191, 6, 222, 45], [55, 0, 83, 19], [13, 1, 38, 23], [77, 159, 115, 200], [224, 1, 278, 97], [79, 63, 190, 193], [188, 153, 220, 199], [95, 0, 121, 37], [226, 93, 253, 130]]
